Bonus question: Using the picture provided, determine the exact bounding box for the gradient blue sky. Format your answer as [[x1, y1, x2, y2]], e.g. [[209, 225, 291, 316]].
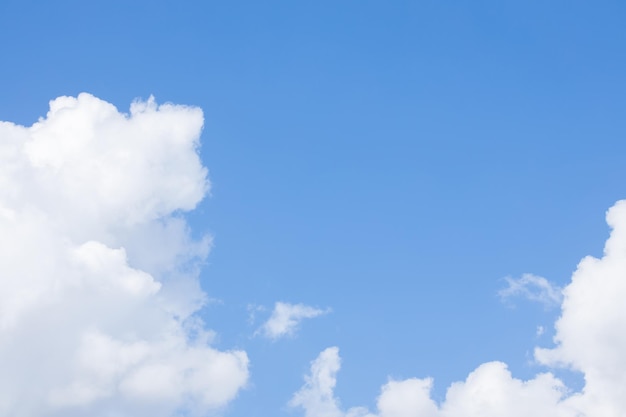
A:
[[2, 1, 626, 416]]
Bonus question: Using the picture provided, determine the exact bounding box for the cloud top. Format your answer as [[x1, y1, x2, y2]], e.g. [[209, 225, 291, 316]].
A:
[[289, 347, 346, 417], [0, 93, 248, 417]]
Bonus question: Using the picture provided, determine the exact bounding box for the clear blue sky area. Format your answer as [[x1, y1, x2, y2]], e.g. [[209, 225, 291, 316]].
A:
[[2, 1, 626, 415]]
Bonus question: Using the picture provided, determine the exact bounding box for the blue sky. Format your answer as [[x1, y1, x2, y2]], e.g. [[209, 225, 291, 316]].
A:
[[1, 1, 626, 416]]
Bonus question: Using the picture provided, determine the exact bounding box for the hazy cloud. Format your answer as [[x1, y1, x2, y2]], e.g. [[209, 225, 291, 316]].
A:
[[498, 273, 563, 308]]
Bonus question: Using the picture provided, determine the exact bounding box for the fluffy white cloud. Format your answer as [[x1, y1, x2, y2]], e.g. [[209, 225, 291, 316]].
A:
[[0, 93, 248, 417], [289, 347, 344, 417], [257, 302, 330, 340], [289, 347, 375, 417], [292, 200, 626, 417], [292, 348, 573, 417], [498, 273, 563, 308], [535, 200, 626, 417]]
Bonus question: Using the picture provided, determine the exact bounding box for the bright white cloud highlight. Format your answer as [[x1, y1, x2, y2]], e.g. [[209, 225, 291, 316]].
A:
[[289, 347, 344, 417], [498, 273, 563, 308], [258, 302, 330, 340], [0, 93, 248, 417], [290, 347, 375, 417], [293, 348, 571, 417], [292, 200, 626, 417]]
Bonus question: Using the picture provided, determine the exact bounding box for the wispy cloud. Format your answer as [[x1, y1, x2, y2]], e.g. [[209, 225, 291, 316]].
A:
[[257, 302, 330, 340], [498, 273, 563, 308]]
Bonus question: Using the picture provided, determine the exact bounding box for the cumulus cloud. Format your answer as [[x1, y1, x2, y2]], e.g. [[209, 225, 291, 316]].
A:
[[292, 200, 626, 417], [289, 347, 374, 417], [292, 348, 572, 417], [0, 93, 248, 417], [535, 200, 626, 416], [498, 273, 563, 308], [257, 302, 330, 340], [289, 347, 344, 417]]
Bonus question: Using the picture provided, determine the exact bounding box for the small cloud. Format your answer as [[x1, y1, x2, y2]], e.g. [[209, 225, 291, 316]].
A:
[[289, 346, 343, 417], [257, 302, 330, 340], [536, 325, 545, 337], [290, 347, 436, 417], [498, 273, 562, 309], [247, 303, 266, 325]]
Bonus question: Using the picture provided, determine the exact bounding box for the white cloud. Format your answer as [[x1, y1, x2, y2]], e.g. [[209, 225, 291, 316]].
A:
[[535, 200, 626, 416], [292, 348, 572, 417], [246, 303, 266, 325], [498, 273, 563, 308], [376, 378, 438, 417], [536, 325, 545, 336], [0, 93, 248, 417], [291, 200, 626, 417], [289, 347, 375, 417], [257, 302, 330, 340], [289, 347, 343, 417]]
